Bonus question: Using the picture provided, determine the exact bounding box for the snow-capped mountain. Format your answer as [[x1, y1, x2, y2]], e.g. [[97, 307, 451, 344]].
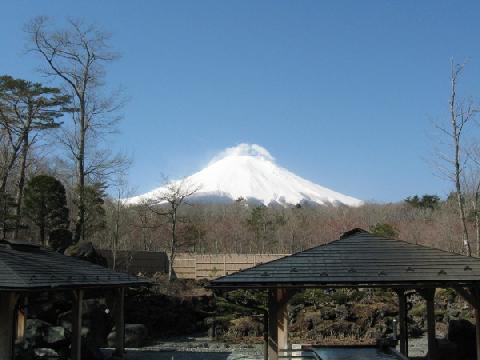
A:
[[127, 144, 363, 207]]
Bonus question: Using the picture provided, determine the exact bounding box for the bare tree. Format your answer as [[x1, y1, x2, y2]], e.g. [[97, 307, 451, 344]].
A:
[[145, 179, 200, 281], [434, 61, 477, 256], [465, 144, 480, 256], [26, 17, 125, 243]]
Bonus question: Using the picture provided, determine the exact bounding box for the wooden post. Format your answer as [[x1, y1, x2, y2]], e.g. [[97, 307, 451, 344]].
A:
[[194, 257, 197, 280], [395, 289, 408, 357], [476, 307, 480, 360], [418, 289, 437, 360], [268, 290, 279, 360], [224, 255, 227, 276], [263, 311, 269, 360], [0, 292, 18, 360], [71, 289, 84, 360], [113, 287, 125, 358], [267, 289, 290, 360]]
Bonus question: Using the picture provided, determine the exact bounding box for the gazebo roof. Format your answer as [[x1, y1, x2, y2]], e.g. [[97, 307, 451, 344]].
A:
[[209, 229, 480, 289], [0, 241, 148, 291]]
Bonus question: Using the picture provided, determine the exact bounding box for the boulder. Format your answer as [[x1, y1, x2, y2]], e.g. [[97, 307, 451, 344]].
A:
[[64, 242, 107, 266], [34, 348, 59, 357], [25, 319, 50, 348], [45, 326, 66, 347], [108, 324, 148, 348]]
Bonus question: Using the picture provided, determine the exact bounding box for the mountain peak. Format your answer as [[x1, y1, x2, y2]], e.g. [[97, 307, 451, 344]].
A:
[[209, 143, 275, 164], [127, 144, 363, 207]]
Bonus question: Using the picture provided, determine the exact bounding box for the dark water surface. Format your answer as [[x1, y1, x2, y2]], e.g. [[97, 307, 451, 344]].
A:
[[314, 347, 398, 360]]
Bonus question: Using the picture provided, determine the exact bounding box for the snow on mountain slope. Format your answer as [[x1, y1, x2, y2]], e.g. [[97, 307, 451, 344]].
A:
[[126, 144, 363, 207]]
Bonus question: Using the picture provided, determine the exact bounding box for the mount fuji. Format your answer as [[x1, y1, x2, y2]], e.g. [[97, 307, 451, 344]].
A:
[[127, 144, 363, 207]]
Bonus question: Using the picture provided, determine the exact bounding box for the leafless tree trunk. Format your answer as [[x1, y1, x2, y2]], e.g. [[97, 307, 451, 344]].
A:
[[144, 179, 200, 281], [27, 17, 124, 243], [450, 63, 471, 255], [435, 61, 477, 255]]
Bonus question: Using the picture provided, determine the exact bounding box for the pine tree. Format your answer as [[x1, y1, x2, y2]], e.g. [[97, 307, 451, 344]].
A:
[[74, 183, 107, 240], [23, 175, 69, 246]]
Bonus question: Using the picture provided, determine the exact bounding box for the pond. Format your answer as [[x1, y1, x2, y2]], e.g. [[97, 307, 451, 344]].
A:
[[313, 347, 398, 360]]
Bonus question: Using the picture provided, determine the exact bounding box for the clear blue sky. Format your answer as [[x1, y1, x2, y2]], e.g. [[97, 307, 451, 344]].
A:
[[1, 1, 480, 202]]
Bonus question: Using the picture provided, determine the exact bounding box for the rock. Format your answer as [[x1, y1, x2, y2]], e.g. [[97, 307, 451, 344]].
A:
[[448, 319, 476, 360], [228, 316, 263, 337], [64, 242, 107, 266], [46, 326, 66, 346], [108, 324, 148, 348], [320, 307, 337, 320], [25, 319, 50, 348], [34, 348, 59, 357]]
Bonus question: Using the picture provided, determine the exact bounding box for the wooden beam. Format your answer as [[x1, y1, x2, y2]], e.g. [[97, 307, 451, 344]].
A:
[[71, 289, 84, 360], [395, 289, 408, 357], [113, 287, 125, 358], [418, 288, 437, 360], [0, 292, 18, 360]]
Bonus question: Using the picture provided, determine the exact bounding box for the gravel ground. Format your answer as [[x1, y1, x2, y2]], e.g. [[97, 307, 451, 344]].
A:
[[103, 335, 431, 359], [103, 336, 264, 360]]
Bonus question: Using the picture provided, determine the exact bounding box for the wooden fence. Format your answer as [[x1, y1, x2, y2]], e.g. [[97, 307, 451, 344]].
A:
[[98, 250, 289, 279], [173, 253, 289, 279], [99, 250, 168, 274]]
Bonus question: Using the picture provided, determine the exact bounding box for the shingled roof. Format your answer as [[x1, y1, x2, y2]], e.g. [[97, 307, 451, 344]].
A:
[[209, 229, 480, 289], [0, 241, 148, 291]]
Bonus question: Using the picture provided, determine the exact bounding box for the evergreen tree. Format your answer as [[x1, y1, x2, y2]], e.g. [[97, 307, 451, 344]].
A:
[[405, 194, 441, 210], [0, 75, 70, 238], [23, 175, 69, 246], [369, 223, 398, 238], [74, 183, 107, 240]]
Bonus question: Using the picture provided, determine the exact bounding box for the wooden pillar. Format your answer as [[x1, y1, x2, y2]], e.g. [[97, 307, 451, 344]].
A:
[[396, 289, 408, 357], [268, 290, 279, 360], [16, 296, 27, 340], [267, 289, 290, 360], [113, 287, 125, 357], [475, 307, 480, 360], [263, 311, 268, 360], [419, 289, 437, 360], [71, 289, 84, 360], [0, 292, 17, 360]]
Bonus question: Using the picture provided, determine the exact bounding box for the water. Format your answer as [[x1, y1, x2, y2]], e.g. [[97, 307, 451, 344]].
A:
[[314, 347, 398, 360]]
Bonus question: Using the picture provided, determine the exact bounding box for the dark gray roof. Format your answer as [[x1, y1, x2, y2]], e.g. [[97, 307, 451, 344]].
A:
[[209, 229, 480, 289], [0, 242, 149, 291]]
